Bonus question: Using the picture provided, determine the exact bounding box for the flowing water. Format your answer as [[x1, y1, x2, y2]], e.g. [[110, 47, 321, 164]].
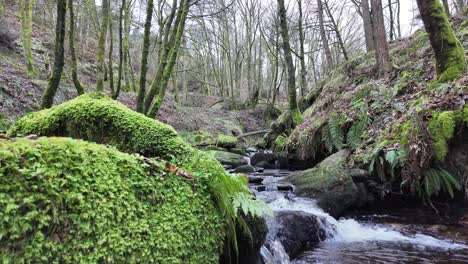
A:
[[250, 169, 468, 264]]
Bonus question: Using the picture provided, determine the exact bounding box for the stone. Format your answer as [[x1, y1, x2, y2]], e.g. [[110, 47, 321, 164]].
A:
[[251, 152, 277, 166], [277, 185, 293, 191], [349, 169, 370, 182], [248, 176, 264, 184], [268, 210, 326, 259], [254, 167, 265, 173], [206, 150, 247, 168], [255, 160, 276, 169], [234, 164, 255, 174], [288, 149, 359, 217]]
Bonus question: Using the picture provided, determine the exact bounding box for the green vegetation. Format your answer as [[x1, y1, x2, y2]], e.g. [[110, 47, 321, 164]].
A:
[[7, 93, 268, 260], [216, 134, 238, 149], [0, 137, 223, 262]]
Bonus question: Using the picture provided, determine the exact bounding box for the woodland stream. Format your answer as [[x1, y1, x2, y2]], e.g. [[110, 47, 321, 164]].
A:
[[246, 166, 468, 264]]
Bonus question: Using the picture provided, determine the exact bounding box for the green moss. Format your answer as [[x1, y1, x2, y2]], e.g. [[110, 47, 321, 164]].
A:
[[0, 137, 223, 262], [216, 134, 238, 149], [427, 0, 466, 82], [7, 93, 268, 260], [428, 111, 459, 161], [274, 135, 286, 152], [460, 20, 468, 30], [7, 93, 189, 160]]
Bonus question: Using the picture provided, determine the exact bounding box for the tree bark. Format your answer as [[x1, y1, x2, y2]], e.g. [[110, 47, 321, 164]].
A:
[[136, 0, 154, 112], [146, 0, 191, 117], [96, 0, 109, 91], [361, 0, 375, 52], [277, 0, 298, 112], [388, 0, 394, 41], [297, 0, 307, 97], [317, 0, 333, 69], [113, 0, 125, 100], [41, 0, 66, 109], [416, 0, 465, 82], [371, 0, 390, 72], [108, 5, 114, 94], [68, 0, 84, 95], [20, 0, 35, 76], [441, 0, 450, 16]]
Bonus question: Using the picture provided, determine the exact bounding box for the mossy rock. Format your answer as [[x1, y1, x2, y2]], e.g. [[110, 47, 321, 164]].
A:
[[7, 93, 267, 262], [0, 137, 223, 262], [289, 150, 358, 217], [216, 134, 238, 149], [206, 150, 247, 168], [7, 93, 189, 160]]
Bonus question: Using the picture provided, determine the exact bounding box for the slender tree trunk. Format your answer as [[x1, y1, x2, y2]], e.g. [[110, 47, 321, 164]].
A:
[[297, 0, 307, 97], [324, 1, 349, 61], [143, 0, 178, 114], [147, 0, 190, 117], [396, 0, 401, 38], [442, 0, 450, 16], [68, 0, 84, 95], [136, 0, 154, 112], [20, 0, 35, 76], [456, 0, 465, 11], [317, 0, 333, 70], [108, 6, 114, 94], [96, 0, 109, 91], [113, 0, 125, 99], [362, 0, 375, 52], [0, 0, 4, 17], [388, 0, 394, 41], [371, 0, 390, 72], [277, 0, 298, 112], [41, 0, 66, 109], [416, 0, 465, 82]]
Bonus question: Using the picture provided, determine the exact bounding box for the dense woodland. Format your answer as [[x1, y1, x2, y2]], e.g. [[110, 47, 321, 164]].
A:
[[0, 0, 467, 263]]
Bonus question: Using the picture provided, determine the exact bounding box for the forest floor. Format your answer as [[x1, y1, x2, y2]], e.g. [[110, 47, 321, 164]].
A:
[[0, 11, 271, 139]]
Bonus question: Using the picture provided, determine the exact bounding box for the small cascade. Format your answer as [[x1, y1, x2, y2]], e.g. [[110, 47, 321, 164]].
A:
[[252, 169, 468, 263]]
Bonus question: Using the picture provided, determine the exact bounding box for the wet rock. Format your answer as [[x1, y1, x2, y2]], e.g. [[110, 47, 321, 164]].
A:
[[255, 167, 265, 173], [277, 185, 293, 191], [206, 150, 247, 167], [251, 152, 276, 166], [222, 164, 233, 170], [229, 147, 247, 155], [234, 164, 255, 173], [270, 210, 326, 259], [289, 149, 358, 217], [246, 147, 258, 153], [256, 160, 276, 169], [354, 182, 375, 207], [349, 169, 370, 182], [253, 185, 266, 192], [248, 176, 264, 184]]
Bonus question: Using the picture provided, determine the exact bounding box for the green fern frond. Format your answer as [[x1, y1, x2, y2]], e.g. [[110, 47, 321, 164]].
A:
[[422, 168, 461, 199], [328, 114, 345, 150], [347, 116, 367, 149]]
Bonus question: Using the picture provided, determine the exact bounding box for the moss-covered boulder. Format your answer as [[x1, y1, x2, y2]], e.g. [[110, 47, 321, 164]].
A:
[[0, 137, 223, 262], [207, 150, 247, 168], [289, 150, 358, 217], [7, 93, 268, 263], [216, 134, 238, 149], [7, 93, 189, 160]]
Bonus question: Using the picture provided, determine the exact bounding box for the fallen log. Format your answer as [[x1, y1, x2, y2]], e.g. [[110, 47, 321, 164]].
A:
[[237, 130, 268, 139]]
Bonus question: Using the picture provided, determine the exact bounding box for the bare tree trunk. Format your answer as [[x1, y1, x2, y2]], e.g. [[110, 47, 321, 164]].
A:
[[96, 0, 109, 91], [20, 0, 35, 76], [68, 0, 84, 95], [317, 0, 333, 69], [41, 0, 66, 109], [277, 0, 298, 112], [324, 0, 349, 61], [113, 0, 125, 99], [371, 0, 390, 72], [396, 0, 401, 38], [442, 0, 450, 16], [135, 0, 153, 112], [297, 0, 307, 97], [362, 0, 375, 52], [416, 0, 465, 82], [388, 0, 394, 41], [108, 6, 114, 94]]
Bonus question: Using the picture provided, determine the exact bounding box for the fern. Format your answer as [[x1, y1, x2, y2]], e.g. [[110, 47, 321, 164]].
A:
[[421, 168, 461, 199], [347, 116, 368, 149], [328, 114, 345, 150]]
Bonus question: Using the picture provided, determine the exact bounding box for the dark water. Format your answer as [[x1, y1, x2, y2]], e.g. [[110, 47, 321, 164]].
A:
[[250, 169, 468, 264]]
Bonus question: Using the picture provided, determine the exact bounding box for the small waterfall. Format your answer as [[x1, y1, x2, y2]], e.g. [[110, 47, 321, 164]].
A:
[[256, 175, 468, 263]]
